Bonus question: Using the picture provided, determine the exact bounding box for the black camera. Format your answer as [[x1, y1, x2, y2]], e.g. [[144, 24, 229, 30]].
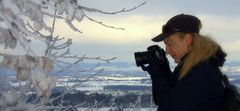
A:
[[134, 45, 167, 70]]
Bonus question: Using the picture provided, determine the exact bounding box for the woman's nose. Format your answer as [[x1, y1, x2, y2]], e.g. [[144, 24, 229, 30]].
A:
[[165, 47, 170, 55]]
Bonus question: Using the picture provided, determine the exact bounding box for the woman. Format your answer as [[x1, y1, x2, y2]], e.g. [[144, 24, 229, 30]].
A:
[[148, 14, 226, 111]]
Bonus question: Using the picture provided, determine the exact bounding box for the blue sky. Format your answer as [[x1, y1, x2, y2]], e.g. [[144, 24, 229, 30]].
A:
[[2, 0, 240, 63]]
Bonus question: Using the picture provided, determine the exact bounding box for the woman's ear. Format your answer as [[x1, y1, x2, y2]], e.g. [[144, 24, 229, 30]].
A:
[[184, 33, 193, 46]]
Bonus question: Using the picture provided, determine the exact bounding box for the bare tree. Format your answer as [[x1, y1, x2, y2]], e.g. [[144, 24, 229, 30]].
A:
[[0, 0, 145, 110]]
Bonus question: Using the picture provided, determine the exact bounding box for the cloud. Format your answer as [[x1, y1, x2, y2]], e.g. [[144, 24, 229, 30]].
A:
[[221, 42, 240, 61], [200, 15, 240, 32], [48, 8, 240, 62], [54, 15, 166, 45], [223, 40, 240, 52], [37, 0, 240, 62], [54, 14, 240, 44]]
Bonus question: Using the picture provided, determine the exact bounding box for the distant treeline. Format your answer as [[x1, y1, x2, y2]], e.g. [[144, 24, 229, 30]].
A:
[[103, 85, 151, 91]]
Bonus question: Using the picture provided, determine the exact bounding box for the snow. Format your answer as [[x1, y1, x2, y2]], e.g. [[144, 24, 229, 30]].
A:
[[77, 107, 157, 111], [56, 76, 151, 92]]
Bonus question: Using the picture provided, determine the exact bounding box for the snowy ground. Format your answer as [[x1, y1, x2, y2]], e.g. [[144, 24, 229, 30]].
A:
[[77, 107, 157, 111]]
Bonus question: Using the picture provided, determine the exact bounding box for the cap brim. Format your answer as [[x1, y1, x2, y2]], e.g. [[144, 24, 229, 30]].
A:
[[151, 32, 173, 42]]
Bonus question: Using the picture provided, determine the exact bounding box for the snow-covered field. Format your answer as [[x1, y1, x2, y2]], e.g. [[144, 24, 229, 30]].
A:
[[77, 107, 157, 111]]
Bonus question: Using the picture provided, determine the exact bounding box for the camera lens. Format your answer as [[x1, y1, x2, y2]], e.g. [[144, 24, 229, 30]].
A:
[[134, 51, 149, 66]]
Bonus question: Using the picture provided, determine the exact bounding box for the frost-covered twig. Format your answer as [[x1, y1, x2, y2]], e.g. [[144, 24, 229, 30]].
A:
[[78, 2, 146, 15], [53, 55, 117, 63], [41, 1, 146, 30], [85, 14, 125, 30], [50, 2, 57, 37], [55, 58, 83, 74]]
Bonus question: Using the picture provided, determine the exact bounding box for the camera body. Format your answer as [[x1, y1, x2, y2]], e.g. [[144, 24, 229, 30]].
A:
[[134, 45, 166, 70]]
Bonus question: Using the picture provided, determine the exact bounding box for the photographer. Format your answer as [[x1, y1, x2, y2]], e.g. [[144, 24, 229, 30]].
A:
[[136, 14, 227, 111]]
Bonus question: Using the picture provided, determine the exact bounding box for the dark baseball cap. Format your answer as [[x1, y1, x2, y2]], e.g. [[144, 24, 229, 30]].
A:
[[152, 14, 201, 42]]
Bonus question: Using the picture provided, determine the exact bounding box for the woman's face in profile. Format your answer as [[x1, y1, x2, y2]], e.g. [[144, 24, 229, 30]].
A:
[[164, 33, 191, 63]]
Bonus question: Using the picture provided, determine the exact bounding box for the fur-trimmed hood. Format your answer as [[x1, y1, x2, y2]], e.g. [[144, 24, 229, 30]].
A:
[[209, 47, 227, 67]]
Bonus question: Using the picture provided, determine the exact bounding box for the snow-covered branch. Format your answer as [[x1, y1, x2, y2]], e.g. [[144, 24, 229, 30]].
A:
[[0, 0, 145, 110], [79, 2, 146, 15]]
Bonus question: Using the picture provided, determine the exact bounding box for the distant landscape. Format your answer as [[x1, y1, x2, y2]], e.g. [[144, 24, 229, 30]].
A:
[[0, 61, 240, 109]]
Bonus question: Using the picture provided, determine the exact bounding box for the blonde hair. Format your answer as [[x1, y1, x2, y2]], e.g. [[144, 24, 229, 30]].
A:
[[176, 32, 219, 80]]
